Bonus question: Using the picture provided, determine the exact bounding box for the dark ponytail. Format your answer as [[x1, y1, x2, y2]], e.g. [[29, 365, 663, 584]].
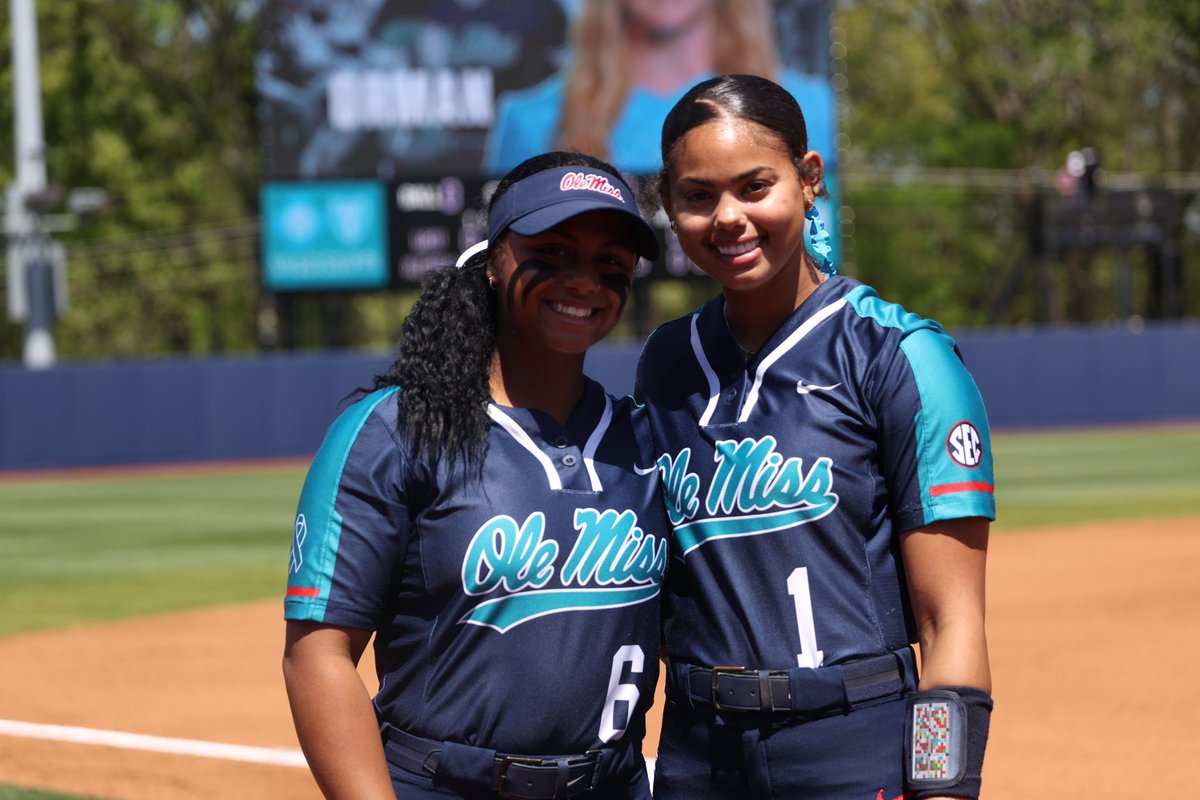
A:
[[373, 251, 496, 468]]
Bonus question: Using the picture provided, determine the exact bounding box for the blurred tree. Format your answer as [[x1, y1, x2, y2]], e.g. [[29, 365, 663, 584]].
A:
[[837, 0, 1200, 324], [1, 0, 263, 358], [840, 0, 1199, 172]]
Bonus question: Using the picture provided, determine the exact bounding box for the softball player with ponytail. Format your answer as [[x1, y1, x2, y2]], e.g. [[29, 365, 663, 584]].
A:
[[636, 74, 995, 799], [283, 152, 668, 799]]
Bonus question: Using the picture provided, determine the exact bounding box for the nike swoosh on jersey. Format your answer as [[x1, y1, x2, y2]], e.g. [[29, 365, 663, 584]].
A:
[[796, 379, 842, 395]]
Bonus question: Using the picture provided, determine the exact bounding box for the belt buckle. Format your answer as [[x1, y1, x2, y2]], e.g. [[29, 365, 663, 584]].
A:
[[495, 754, 544, 799], [494, 752, 600, 800], [573, 751, 602, 792], [709, 664, 746, 712]]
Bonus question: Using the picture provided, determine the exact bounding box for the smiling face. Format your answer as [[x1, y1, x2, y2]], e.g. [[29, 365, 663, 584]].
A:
[[662, 116, 822, 297], [489, 209, 640, 356]]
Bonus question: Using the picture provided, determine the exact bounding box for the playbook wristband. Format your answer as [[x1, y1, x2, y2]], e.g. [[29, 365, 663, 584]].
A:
[[904, 686, 993, 799]]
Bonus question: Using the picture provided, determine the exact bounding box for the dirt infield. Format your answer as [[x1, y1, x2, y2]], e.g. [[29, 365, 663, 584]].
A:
[[1, 516, 1198, 799]]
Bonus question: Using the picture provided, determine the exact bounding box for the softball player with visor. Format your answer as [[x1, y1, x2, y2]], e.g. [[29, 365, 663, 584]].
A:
[[636, 74, 996, 800], [283, 152, 668, 799]]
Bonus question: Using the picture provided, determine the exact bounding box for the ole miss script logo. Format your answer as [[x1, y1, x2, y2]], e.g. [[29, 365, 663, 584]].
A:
[[559, 171, 624, 201]]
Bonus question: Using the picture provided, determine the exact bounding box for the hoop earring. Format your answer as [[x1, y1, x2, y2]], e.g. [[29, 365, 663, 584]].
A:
[[804, 205, 837, 276], [669, 219, 678, 233], [487, 274, 497, 290]]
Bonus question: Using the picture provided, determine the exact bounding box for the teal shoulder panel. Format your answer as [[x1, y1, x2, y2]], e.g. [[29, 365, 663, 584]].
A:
[[900, 329, 996, 522], [284, 386, 400, 620], [846, 286, 995, 523], [844, 283, 944, 337]]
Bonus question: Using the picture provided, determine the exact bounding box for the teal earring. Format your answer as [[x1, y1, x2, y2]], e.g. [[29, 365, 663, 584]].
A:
[[804, 205, 837, 276]]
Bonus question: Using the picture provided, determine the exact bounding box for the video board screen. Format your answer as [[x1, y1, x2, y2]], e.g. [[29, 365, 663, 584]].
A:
[[257, 0, 835, 288]]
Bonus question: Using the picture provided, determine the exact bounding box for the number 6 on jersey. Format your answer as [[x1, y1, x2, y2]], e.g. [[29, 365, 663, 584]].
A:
[[599, 645, 644, 742]]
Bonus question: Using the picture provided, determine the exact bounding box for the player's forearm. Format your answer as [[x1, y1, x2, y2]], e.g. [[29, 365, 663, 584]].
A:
[[901, 518, 991, 692], [906, 622, 994, 800], [914, 614, 991, 693], [283, 652, 394, 799]]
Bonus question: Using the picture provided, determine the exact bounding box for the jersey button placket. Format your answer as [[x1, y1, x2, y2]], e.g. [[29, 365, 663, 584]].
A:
[[554, 436, 578, 467]]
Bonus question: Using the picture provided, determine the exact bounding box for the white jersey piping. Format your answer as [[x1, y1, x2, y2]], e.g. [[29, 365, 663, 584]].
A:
[[739, 298, 847, 422], [581, 393, 612, 492], [488, 397, 611, 492], [692, 314, 723, 428], [691, 298, 848, 427], [487, 404, 562, 490]]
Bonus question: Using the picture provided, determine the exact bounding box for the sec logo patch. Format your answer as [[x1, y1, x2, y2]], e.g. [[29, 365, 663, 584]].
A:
[[946, 421, 983, 468]]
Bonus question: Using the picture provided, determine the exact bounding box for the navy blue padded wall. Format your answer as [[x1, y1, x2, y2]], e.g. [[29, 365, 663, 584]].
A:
[[2, 322, 1198, 471], [0, 351, 389, 470]]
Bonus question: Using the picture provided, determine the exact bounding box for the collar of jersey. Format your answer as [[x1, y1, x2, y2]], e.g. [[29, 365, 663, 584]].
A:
[[693, 278, 849, 426], [486, 377, 612, 491]]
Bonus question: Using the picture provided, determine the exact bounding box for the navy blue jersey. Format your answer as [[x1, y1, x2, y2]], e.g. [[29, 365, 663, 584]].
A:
[[636, 276, 995, 672], [284, 377, 668, 756]]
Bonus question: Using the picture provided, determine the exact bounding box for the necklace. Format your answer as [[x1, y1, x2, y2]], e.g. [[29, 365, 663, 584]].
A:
[[724, 310, 757, 362]]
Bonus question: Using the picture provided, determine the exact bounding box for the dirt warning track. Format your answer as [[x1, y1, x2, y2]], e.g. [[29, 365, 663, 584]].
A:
[[1, 516, 1198, 799]]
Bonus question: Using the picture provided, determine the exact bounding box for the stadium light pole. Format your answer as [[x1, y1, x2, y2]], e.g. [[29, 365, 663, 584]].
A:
[[5, 0, 56, 369]]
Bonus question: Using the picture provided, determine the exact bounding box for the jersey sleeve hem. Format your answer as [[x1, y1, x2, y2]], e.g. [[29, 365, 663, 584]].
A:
[[894, 492, 997, 533], [284, 596, 381, 631]]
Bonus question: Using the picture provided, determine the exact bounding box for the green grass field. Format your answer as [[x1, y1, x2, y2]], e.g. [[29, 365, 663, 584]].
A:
[[0, 789, 102, 800], [990, 423, 1200, 529], [1, 423, 1198, 799], [3, 425, 1200, 639], [0, 463, 307, 638], [0, 785, 110, 800]]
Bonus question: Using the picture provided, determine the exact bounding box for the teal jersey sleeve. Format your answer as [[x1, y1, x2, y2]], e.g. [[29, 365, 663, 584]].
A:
[[284, 386, 409, 627], [847, 286, 996, 531], [900, 327, 996, 524]]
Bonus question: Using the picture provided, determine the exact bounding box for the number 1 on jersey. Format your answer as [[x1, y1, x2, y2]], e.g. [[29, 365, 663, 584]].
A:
[[786, 567, 824, 669]]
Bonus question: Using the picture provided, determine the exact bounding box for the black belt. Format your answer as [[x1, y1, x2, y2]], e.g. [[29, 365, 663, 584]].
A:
[[670, 646, 915, 716], [381, 724, 626, 800]]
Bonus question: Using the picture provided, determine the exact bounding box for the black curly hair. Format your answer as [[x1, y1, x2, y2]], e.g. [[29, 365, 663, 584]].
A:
[[374, 149, 630, 469]]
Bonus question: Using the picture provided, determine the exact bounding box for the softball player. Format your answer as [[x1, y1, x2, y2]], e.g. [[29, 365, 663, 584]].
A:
[[637, 75, 995, 799], [283, 152, 668, 799]]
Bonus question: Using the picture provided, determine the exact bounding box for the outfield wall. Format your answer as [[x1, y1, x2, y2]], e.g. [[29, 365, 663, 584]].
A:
[[2, 321, 1198, 471]]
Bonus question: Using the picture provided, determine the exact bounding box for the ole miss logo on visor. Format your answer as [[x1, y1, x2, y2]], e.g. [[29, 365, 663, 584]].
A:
[[559, 172, 624, 201]]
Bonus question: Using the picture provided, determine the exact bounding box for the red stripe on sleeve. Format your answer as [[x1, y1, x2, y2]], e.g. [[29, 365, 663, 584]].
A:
[[286, 586, 320, 597], [930, 481, 994, 496]]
